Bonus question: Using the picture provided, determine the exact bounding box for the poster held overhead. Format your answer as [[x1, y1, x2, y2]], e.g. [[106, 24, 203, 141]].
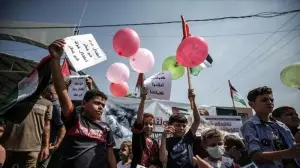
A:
[[144, 71, 172, 100], [63, 34, 107, 71]]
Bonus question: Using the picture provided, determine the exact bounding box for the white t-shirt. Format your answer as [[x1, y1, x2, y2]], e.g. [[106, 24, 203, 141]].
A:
[[117, 161, 131, 168]]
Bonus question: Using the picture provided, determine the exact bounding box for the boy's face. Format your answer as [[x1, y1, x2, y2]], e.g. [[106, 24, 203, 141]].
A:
[[205, 136, 224, 148], [171, 122, 186, 137], [83, 96, 106, 120], [277, 108, 300, 128], [249, 94, 274, 114], [143, 117, 154, 136]]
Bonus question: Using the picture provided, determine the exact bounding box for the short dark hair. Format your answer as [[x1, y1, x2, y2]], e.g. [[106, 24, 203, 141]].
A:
[[168, 114, 188, 125], [224, 134, 246, 151], [143, 113, 154, 119], [202, 128, 223, 144], [247, 86, 272, 102], [272, 106, 295, 118], [83, 89, 107, 101]]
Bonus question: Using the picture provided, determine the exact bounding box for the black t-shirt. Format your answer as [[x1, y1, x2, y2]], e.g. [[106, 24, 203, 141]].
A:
[[166, 129, 195, 168], [60, 106, 115, 168]]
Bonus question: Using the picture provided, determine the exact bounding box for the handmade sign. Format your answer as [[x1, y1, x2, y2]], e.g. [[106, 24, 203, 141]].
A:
[[68, 76, 88, 100], [64, 34, 107, 71], [144, 71, 172, 100]]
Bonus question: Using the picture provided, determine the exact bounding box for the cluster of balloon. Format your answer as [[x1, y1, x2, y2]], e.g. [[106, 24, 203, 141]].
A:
[[162, 56, 185, 80], [110, 28, 154, 97], [280, 62, 300, 88], [106, 63, 130, 97], [176, 36, 208, 67]]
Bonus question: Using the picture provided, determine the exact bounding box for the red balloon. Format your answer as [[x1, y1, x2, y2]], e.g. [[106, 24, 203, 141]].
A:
[[176, 36, 208, 67], [113, 28, 140, 57], [110, 82, 129, 97]]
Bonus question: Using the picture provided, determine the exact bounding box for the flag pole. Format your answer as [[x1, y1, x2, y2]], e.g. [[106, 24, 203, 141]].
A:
[[181, 15, 194, 109], [228, 80, 236, 110]]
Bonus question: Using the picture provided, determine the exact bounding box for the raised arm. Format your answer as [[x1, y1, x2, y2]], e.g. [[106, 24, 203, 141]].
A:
[[188, 89, 200, 135], [136, 86, 147, 124], [48, 40, 73, 117]]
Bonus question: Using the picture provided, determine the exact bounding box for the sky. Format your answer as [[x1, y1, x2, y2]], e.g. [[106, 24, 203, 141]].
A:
[[0, 0, 300, 112]]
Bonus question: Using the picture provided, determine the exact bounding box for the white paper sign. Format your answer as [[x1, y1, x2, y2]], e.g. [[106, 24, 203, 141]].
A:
[[136, 165, 146, 168], [68, 76, 88, 100], [144, 71, 172, 100], [64, 34, 107, 71], [200, 116, 243, 133]]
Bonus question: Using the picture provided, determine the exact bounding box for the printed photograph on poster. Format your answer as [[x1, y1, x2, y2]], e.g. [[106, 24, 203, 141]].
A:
[[63, 34, 107, 71]]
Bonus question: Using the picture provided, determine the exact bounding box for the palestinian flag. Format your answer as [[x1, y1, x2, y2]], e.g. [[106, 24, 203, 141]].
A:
[[228, 80, 247, 107], [172, 107, 190, 115], [190, 54, 213, 76], [0, 56, 52, 124], [61, 58, 71, 77]]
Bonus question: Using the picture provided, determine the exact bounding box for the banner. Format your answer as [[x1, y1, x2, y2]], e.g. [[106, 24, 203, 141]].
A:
[[199, 116, 242, 135], [103, 96, 216, 148], [103, 96, 243, 148]]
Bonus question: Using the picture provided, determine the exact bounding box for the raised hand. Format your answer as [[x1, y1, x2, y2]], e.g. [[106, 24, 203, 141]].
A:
[[48, 39, 65, 60], [162, 125, 175, 137], [140, 86, 148, 99], [188, 88, 195, 102]]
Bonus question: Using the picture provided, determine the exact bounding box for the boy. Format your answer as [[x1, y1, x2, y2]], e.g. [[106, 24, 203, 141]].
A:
[[48, 40, 116, 168], [131, 87, 162, 168], [202, 128, 237, 168], [159, 89, 202, 168], [241, 86, 300, 168], [223, 134, 248, 167], [272, 106, 300, 142]]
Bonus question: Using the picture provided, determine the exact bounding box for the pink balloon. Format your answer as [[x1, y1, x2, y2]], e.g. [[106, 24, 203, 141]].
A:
[[106, 63, 130, 83], [129, 48, 155, 73], [110, 82, 128, 97], [176, 36, 208, 67], [113, 28, 140, 57]]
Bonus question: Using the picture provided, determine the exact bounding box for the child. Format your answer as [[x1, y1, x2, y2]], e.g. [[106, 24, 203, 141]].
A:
[[131, 87, 162, 168], [202, 128, 238, 168], [159, 89, 208, 168], [223, 134, 247, 167], [241, 86, 300, 167], [272, 106, 300, 143], [48, 40, 116, 168], [118, 141, 132, 168]]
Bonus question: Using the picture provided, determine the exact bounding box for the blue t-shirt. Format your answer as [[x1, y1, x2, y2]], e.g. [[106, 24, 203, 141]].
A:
[[166, 129, 195, 168]]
